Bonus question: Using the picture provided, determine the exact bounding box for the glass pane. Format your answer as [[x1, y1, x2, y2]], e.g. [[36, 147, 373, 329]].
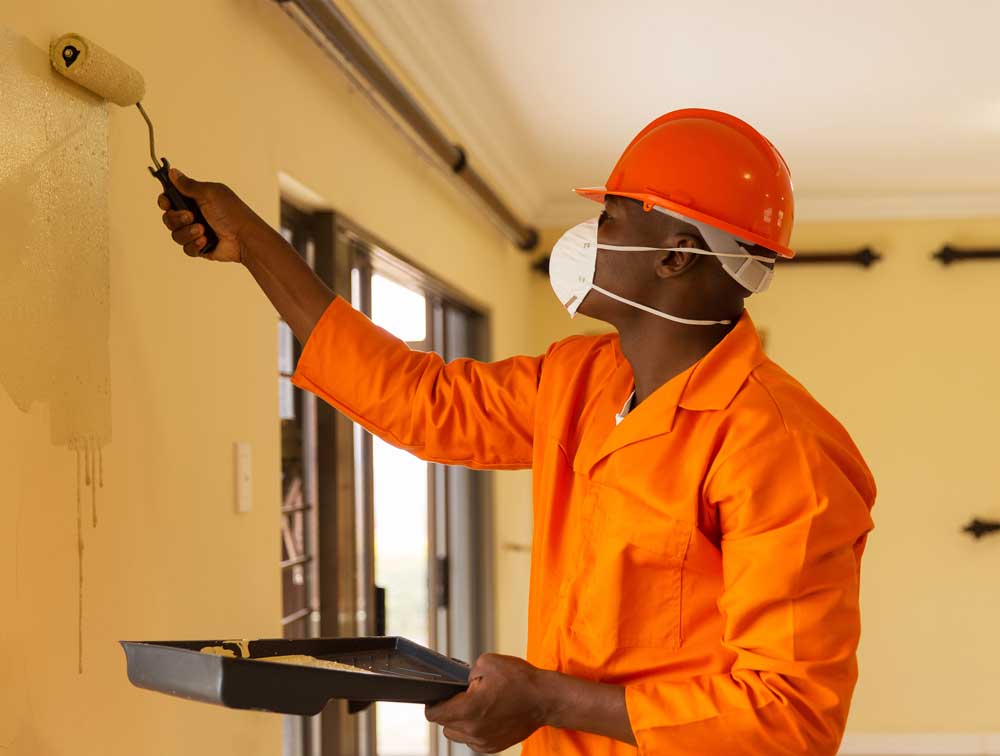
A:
[[373, 438, 430, 756], [373, 435, 430, 755], [368, 265, 432, 755], [279, 376, 295, 421], [278, 320, 295, 374], [371, 273, 426, 342]]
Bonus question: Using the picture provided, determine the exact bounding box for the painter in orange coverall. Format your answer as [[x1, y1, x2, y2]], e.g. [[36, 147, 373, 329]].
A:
[[158, 109, 876, 754]]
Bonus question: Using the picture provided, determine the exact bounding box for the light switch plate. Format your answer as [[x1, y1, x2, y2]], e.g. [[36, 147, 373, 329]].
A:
[[234, 442, 252, 513]]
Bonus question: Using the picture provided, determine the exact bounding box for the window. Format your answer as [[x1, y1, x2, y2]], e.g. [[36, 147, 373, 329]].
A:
[[276, 202, 492, 756], [349, 234, 493, 756]]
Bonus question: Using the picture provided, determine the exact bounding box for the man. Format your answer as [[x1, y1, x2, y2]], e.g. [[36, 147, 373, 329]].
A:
[[159, 109, 875, 754]]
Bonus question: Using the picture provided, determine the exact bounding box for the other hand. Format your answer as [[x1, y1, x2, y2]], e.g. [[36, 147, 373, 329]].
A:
[[425, 653, 550, 754]]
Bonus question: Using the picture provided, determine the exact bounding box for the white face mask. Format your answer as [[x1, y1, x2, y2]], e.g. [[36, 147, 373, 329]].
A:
[[548, 213, 775, 326]]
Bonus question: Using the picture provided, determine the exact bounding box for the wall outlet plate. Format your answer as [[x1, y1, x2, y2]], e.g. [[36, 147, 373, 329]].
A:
[[234, 441, 252, 513]]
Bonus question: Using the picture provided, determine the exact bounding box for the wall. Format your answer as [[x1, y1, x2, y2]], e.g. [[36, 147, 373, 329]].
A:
[[530, 215, 1000, 740], [0, 1, 537, 754]]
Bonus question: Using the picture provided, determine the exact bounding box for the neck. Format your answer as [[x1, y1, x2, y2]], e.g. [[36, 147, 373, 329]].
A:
[[617, 314, 737, 404]]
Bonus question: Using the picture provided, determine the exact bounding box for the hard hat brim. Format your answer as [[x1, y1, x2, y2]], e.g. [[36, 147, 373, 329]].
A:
[[574, 186, 796, 259]]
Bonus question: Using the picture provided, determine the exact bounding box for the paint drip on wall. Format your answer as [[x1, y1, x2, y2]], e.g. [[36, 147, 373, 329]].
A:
[[0, 27, 111, 674]]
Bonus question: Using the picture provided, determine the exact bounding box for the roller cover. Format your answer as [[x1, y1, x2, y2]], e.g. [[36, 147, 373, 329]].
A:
[[49, 33, 145, 106]]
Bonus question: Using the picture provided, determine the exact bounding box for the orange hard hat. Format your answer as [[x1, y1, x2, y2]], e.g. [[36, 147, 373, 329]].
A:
[[576, 108, 796, 258]]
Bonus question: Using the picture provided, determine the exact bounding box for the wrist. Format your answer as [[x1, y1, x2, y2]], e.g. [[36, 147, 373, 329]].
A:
[[240, 216, 283, 268], [530, 667, 565, 730]]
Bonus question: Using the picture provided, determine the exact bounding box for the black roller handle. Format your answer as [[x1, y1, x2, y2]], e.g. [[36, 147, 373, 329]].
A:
[[149, 157, 219, 254]]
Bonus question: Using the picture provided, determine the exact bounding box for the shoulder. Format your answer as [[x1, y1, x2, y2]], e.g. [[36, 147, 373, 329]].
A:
[[719, 358, 875, 493], [740, 359, 848, 440], [536, 333, 620, 401], [544, 331, 618, 366], [709, 359, 876, 533]]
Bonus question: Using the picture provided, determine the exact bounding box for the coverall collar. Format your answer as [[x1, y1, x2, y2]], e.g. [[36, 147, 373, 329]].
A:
[[678, 309, 766, 411], [591, 310, 764, 469]]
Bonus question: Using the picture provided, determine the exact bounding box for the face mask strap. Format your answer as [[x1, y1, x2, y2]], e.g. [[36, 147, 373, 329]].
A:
[[597, 241, 774, 294], [646, 205, 780, 293], [590, 284, 732, 326], [597, 242, 774, 264], [551, 217, 739, 323]]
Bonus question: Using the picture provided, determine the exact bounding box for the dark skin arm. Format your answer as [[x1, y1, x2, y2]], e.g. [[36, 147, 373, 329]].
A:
[[425, 654, 636, 753], [157, 167, 333, 344]]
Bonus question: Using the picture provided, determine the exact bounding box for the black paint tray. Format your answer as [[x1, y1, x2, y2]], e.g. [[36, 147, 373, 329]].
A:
[[120, 636, 470, 715]]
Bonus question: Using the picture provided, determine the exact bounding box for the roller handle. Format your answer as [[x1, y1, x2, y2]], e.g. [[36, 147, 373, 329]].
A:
[[149, 157, 219, 254]]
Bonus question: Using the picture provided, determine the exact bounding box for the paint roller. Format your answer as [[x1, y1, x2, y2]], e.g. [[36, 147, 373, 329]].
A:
[[49, 33, 219, 253]]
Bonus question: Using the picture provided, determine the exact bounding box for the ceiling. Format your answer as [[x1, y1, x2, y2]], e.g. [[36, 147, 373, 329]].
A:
[[351, 0, 1000, 228]]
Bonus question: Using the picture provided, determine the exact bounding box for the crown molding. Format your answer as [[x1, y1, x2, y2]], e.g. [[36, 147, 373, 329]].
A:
[[349, 0, 545, 221]]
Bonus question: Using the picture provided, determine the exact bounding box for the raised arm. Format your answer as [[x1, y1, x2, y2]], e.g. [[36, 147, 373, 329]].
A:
[[292, 297, 541, 468], [157, 169, 541, 469]]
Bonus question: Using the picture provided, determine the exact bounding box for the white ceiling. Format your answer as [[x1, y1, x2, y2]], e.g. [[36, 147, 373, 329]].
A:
[[352, 0, 1000, 228]]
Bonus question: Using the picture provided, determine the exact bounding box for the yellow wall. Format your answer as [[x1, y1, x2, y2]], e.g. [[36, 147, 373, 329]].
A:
[[0, 1, 536, 754], [531, 216, 1000, 734]]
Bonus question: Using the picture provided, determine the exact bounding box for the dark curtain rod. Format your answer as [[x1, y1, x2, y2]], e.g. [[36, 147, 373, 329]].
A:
[[933, 246, 1000, 265], [778, 247, 881, 267], [274, 0, 539, 251], [532, 246, 881, 275], [963, 518, 1000, 539]]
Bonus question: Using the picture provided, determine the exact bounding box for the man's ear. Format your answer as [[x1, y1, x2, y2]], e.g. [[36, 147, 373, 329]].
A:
[[654, 250, 699, 279], [654, 236, 704, 279]]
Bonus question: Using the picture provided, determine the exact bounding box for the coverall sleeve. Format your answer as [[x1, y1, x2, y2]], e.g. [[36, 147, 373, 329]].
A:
[[624, 431, 876, 755], [291, 297, 541, 470]]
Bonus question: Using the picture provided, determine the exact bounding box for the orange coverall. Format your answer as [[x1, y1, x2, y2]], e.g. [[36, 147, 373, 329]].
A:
[[292, 297, 876, 755]]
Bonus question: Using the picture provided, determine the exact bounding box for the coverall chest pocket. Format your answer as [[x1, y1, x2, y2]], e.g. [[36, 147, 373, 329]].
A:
[[570, 485, 693, 651]]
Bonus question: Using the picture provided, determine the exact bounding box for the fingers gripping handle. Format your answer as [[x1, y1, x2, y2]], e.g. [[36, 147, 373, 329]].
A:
[[150, 158, 219, 254]]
